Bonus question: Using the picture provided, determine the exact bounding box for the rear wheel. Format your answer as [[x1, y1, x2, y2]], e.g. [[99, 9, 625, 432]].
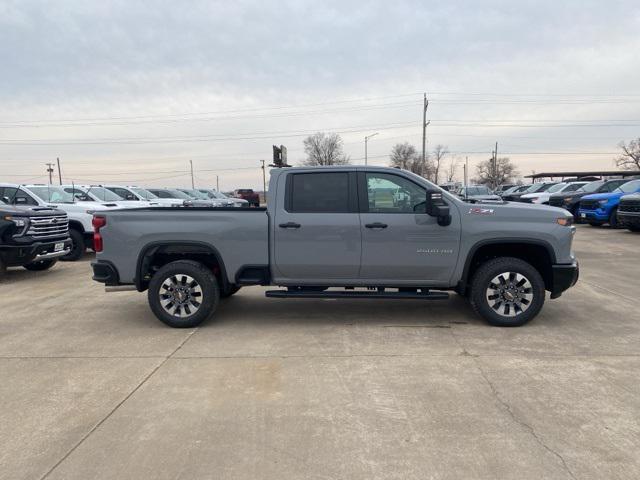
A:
[[469, 257, 545, 327], [148, 260, 219, 328], [61, 229, 85, 261], [0, 257, 6, 281], [24, 259, 58, 271]]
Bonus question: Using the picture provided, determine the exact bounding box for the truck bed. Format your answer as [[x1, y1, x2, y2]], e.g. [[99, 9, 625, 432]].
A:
[[97, 207, 269, 284]]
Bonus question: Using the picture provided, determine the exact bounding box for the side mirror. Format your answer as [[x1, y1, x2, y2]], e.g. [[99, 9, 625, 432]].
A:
[[2, 196, 9, 204], [425, 191, 452, 226]]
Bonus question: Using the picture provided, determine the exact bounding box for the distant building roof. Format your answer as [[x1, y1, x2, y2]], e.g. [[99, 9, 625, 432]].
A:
[[525, 170, 640, 180]]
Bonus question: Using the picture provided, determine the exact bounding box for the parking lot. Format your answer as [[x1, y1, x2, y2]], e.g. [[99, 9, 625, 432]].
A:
[[0, 224, 638, 480]]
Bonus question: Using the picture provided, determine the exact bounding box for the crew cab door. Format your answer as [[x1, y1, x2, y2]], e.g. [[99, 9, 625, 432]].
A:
[[358, 171, 461, 284], [273, 171, 361, 281]]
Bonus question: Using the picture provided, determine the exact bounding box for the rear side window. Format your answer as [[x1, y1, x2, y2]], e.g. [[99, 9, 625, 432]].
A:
[[289, 173, 350, 213]]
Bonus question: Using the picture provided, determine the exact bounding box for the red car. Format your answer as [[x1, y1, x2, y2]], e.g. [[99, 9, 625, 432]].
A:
[[233, 189, 260, 207]]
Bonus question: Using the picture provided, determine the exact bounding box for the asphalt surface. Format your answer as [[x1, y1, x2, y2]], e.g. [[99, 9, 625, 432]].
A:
[[0, 225, 638, 480]]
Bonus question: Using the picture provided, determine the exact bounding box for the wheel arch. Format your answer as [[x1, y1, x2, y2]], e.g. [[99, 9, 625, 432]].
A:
[[458, 239, 556, 295], [135, 241, 229, 293]]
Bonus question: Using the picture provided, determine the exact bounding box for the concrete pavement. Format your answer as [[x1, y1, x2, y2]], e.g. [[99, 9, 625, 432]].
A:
[[0, 225, 638, 479]]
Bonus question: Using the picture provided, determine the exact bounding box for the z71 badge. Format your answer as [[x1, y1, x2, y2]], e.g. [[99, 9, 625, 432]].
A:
[[468, 207, 495, 215]]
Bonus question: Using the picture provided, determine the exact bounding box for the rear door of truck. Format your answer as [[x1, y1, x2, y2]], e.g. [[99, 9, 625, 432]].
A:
[[272, 170, 361, 280]]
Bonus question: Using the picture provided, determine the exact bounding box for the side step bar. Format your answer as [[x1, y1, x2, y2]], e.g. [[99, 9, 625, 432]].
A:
[[265, 289, 449, 300]]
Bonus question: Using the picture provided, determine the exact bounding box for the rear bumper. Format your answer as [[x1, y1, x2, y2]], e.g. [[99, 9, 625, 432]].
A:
[[91, 260, 121, 286], [550, 261, 579, 299], [0, 238, 72, 267]]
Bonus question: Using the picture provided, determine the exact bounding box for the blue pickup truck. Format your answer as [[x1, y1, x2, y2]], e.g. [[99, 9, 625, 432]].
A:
[[578, 179, 640, 227]]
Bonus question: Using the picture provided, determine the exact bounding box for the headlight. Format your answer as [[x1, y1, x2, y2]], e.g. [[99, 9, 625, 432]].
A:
[[597, 199, 608, 206], [556, 217, 574, 226], [3, 215, 29, 235]]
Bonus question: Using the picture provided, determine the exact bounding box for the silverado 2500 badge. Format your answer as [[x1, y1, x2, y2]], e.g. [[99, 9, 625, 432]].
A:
[[468, 207, 495, 215]]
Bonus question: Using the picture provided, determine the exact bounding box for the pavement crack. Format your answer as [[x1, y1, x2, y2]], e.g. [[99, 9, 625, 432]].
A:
[[474, 360, 578, 480], [39, 328, 198, 480]]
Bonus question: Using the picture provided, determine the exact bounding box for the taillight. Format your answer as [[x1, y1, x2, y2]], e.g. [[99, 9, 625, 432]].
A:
[[92, 215, 106, 252]]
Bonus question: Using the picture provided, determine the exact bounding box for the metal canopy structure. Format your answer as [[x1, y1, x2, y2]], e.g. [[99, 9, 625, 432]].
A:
[[525, 170, 640, 180]]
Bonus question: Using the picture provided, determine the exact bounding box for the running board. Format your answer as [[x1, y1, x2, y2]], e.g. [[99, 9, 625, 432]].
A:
[[265, 290, 449, 300]]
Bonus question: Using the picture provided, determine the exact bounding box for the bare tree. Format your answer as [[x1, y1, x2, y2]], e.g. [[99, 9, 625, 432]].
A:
[[302, 132, 350, 166], [431, 144, 448, 185], [446, 156, 460, 182], [616, 138, 640, 170], [388, 142, 433, 177], [475, 157, 518, 188]]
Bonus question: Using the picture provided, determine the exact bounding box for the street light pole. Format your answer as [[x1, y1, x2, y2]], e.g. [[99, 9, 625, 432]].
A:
[[189, 160, 195, 189], [364, 132, 378, 165]]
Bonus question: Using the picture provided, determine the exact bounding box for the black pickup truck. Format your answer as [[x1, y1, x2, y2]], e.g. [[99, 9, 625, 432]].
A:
[[0, 199, 72, 279]]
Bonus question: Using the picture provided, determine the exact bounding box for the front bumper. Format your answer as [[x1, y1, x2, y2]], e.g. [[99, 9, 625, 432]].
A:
[[0, 238, 72, 267], [617, 211, 640, 227], [550, 261, 579, 299], [577, 209, 609, 222]]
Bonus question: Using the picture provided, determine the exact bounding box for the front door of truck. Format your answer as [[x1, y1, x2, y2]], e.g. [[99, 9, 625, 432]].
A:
[[358, 171, 461, 285], [273, 171, 361, 281]]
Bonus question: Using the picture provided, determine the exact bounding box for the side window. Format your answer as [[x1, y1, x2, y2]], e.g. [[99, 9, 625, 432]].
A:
[[113, 188, 132, 198], [6, 188, 38, 205], [365, 173, 426, 213], [564, 184, 581, 192], [289, 173, 350, 213]]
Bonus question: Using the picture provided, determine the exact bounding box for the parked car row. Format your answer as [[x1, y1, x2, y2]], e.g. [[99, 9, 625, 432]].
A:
[[0, 183, 259, 266], [497, 178, 640, 232]]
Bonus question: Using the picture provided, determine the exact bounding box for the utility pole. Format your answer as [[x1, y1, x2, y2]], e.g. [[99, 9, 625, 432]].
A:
[[422, 93, 430, 177], [364, 132, 378, 165], [464, 156, 469, 188], [189, 160, 195, 188], [56, 158, 62, 185], [216, 175, 220, 192], [45, 163, 55, 184], [261, 160, 267, 194]]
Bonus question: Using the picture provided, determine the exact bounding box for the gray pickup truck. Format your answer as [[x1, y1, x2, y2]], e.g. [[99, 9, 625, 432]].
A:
[[91, 166, 578, 327]]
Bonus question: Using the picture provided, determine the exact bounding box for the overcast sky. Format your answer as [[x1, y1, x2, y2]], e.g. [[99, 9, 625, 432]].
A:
[[1, 0, 639, 189]]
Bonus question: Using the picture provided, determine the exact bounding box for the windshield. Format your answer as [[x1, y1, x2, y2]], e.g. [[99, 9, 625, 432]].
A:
[[503, 186, 519, 194], [85, 187, 122, 201], [578, 181, 604, 193], [28, 186, 75, 203], [547, 183, 567, 193], [465, 186, 491, 195], [130, 188, 158, 199], [165, 189, 192, 199], [616, 180, 640, 194], [527, 183, 553, 193], [181, 189, 209, 200], [211, 191, 228, 199]]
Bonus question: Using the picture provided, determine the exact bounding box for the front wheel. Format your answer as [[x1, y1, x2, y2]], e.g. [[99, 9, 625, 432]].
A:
[[61, 229, 85, 261], [469, 257, 545, 327], [148, 260, 219, 328], [23, 259, 58, 271]]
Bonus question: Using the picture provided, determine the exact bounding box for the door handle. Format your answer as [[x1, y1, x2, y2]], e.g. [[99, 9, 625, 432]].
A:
[[365, 222, 388, 229], [279, 222, 301, 229]]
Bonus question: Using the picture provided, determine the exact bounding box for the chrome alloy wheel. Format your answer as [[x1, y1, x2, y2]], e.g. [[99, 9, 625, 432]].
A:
[[159, 274, 203, 318], [485, 272, 534, 317]]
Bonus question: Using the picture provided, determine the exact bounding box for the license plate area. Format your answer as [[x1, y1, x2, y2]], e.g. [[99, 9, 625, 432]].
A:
[[54, 242, 64, 252]]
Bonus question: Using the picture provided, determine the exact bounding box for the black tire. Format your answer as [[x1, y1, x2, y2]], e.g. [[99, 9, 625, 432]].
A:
[[0, 257, 6, 281], [61, 229, 85, 261], [608, 208, 619, 228], [220, 285, 241, 298], [629, 226, 640, 233], [469, 257, 545, 327], [23, 259, 58, 271], [588, 222, 603, 227], [148, 260, 219, 328]]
